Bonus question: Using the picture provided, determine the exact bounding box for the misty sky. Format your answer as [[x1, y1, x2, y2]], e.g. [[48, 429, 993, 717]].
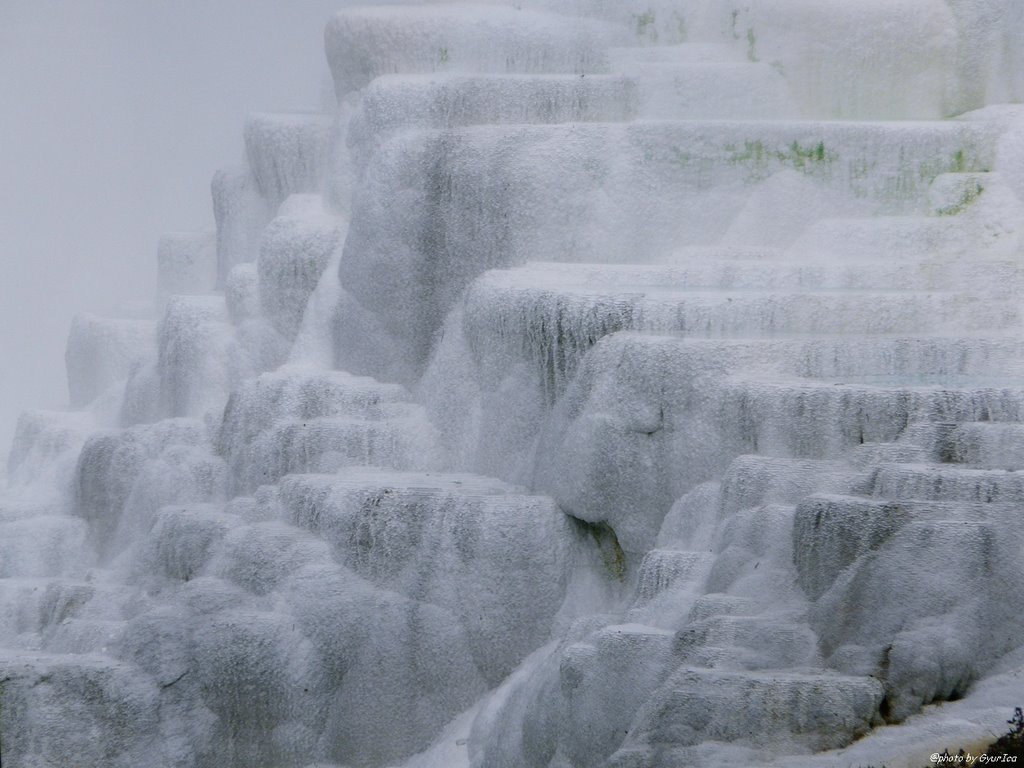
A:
[[0, 0, 345, 467]]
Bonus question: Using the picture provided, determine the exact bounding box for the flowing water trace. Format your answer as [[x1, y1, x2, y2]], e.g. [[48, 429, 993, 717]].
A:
[[3, 1, 1024, 766]]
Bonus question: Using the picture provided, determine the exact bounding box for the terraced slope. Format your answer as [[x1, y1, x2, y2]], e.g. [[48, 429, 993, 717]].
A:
[[2, 2, 1024, 767]]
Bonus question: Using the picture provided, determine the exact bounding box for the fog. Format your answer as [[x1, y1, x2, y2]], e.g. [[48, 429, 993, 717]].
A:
[[2, 1, 1024, 765], [0, 0, 339, 467]]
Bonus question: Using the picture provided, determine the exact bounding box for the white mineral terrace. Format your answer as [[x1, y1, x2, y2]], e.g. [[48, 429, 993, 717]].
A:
[[3, 1, 1024, 767]]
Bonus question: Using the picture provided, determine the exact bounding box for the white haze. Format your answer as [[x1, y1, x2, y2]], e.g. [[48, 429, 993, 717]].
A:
[[0, 0, 340, 467], [3, 1, 1024, 766]]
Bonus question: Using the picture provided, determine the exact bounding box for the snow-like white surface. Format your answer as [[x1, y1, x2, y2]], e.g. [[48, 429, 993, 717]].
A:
[[340, 118, 995, 376], [325, 4, 628, 98], [258, 197, 345, 341], [4, 2, 1024, 767], [245, 113, 332, 210]]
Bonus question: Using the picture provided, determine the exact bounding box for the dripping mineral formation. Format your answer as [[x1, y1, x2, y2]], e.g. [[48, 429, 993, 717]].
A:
[[3, 1, 1024, 767]]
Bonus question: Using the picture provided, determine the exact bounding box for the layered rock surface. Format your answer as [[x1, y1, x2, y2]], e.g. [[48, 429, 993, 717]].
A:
[[3, 2, 1024, 767]]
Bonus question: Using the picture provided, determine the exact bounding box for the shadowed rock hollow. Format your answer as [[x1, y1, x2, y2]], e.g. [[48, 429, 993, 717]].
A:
[[3, 1, 1024, 767]]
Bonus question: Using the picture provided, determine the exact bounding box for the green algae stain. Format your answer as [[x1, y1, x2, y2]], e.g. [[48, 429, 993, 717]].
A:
[[672, 11, 687, 42], [634, 10, 658, 42], [746, 28, 758, 62], [575, 518, 627, 581], [671, 146, 693, 167], [729, 139, 770, 165], [936, 179, 985, 216], [727, 140, 835, 172], [591, 525, 626, 581], [788, 140, 832, 168], [916, 148, 987, 186]]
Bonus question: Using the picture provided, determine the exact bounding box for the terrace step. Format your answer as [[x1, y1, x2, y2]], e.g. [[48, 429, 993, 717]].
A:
[[793, 493, 1023, 600], [615, 667, 883, 754], [217, 366, 437, 493], [870, 462, 1024, 503], [673, 614, 820, 670], [325, 4, 628, 98], [277, 467, 582, 684], [942, 421, 1024, 469], [340, 118, 996, 375]]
